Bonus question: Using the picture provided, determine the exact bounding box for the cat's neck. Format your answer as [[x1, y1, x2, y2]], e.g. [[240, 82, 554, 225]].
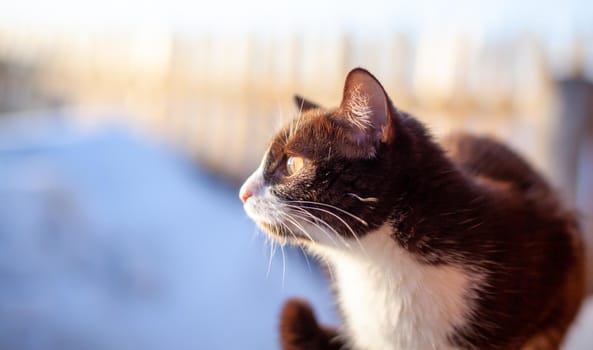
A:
[[385, 124, 490, 254], [309, 223, 476, 350]]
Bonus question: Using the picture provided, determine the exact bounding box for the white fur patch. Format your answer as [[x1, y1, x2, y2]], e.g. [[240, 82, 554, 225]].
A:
[[309, 224, 478, 350]]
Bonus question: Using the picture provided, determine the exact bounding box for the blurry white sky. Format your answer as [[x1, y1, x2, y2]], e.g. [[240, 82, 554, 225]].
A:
[[0, 0, 592, 39]]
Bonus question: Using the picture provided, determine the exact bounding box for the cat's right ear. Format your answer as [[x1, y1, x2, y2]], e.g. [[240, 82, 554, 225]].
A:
[[337, 68, 395, 158], [293, 95, 320, 113]]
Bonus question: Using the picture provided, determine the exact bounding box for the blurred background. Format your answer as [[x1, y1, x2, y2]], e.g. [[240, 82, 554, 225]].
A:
[[1, 0, 593, 349]]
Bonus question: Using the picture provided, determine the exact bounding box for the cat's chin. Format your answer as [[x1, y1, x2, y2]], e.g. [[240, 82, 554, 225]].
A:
[[258, 221, 310, 244]]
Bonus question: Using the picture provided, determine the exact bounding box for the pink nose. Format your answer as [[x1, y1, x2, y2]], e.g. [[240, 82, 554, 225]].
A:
[[240, 189, 252, 204]]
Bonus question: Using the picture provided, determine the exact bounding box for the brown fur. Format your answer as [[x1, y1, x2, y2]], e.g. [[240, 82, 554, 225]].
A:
[[244, 69, 586, 350], [279, 299, 344, 350]]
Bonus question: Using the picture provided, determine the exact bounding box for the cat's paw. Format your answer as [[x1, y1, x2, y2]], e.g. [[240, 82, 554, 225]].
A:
[[279, 299, 342, 350]]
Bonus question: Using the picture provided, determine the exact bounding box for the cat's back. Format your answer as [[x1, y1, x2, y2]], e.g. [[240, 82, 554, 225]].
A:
[[442, 133, 586, 349], [442, 133, 550, 193]]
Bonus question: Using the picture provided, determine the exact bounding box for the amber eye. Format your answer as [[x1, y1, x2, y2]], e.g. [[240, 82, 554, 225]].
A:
[[286, 156, 305, 176]]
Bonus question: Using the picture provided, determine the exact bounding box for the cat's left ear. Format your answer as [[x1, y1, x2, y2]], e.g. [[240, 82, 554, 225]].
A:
[[337, 68, 395, 154], [293, 95, 320, 113]]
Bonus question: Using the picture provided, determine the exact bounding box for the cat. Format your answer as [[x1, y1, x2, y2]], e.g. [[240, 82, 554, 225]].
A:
[[239, 68, 586, 350]]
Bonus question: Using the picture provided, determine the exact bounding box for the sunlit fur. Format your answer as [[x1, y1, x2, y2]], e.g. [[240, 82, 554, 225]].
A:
[[240, 68, 585, 350]]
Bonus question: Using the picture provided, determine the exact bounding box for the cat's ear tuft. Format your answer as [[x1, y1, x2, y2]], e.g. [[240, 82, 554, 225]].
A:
[[338, 68, 395, 152], [293, 95, 320, 113]]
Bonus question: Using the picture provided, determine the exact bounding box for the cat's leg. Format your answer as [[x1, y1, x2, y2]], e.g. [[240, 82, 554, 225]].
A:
[[279, 299, 345, 350]]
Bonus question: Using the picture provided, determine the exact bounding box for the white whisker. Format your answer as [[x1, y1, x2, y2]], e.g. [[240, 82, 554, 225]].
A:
[[286, 200, 368, 226], [304, 205, 367, 254], [280, 243, 286, 288], [272, 211, 315, 275], [266, 238, 275, 279], [285, 203, 365, 253], [347, 193, 379, 203], [285, 206, 350, 248], [249, 225, 259, 247], [299, 245, 312, 272], [283, 204, 337, 240], [278, 211, 316, 243]]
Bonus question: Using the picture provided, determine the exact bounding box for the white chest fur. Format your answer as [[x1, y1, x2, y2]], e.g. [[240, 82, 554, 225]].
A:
[[310, 224, 477, 350]]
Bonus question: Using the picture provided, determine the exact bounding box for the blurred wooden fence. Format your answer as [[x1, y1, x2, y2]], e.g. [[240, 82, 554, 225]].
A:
[[0, 30, 590, 184]]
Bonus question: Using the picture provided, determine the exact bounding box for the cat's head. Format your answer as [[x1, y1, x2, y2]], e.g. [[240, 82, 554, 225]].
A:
[[239, 68, 423, 248]]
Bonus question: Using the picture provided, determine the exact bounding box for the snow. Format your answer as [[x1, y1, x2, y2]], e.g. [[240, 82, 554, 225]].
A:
[[0, 113, 336, 350], [0, 112, 591, 349]]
